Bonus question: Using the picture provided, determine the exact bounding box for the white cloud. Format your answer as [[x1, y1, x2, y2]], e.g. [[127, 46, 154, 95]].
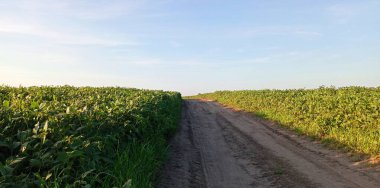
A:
[[0, 64, 136, 88], [247, 57, 272, 64], [67, 1, 144, 20], [326, 2, 377, 24], [0, 0, 145, 20], [0, 19, 139, 46], [110, 56, 204, 67], [0, 1, 144, 47], [293, 30, 322, 37], [327, 4, 357, 24], [232, 50, 344, 67], [169, 40, 182, 48], [126, 58, 163, 66], [0, 46, 80, 68], [232, 26, 322, 38]]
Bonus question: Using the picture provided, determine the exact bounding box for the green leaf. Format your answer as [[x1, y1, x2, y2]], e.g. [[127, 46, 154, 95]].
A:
[[122, 179, 132, 188], [41, 151, 52, 160], [0, 165, 14, 176], [81, 169, 95, 179], [30, 159, 42, 167], [0, 141, 10, 149], [43, 121, 49, 132], [39, 102, 46, 109], [30, 101, 39, 109], [9, 157, 25, 166], [57, 152, 69, 163], [45, 172, 52, 180], [11, 142, 21, 150], [67, 150, 84, 158], [33, 122, 40, 134], [2, 100, 10, 108]]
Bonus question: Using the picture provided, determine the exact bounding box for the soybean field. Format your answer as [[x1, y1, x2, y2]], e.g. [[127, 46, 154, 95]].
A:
[[193, 87, 380, 157], [0, 86, 181, 187]]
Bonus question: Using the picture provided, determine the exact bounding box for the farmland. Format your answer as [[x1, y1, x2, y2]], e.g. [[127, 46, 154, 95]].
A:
[[1, 85, 380, 188], [192, 86, 380, 158], [0, 86, 181, 187]]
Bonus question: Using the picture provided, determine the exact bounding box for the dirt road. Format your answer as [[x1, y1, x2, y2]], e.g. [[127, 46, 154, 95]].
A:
[[157, 100, 380, 188]]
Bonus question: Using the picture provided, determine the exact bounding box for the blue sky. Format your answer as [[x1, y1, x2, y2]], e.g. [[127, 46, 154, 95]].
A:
[[0, 0, 379, 95]]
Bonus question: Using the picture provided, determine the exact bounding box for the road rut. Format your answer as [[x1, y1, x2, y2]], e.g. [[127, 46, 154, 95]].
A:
[[157, 100, 380, 188]]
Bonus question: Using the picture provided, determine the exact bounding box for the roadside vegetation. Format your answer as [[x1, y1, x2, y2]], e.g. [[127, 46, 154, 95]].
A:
[[0, 86, 182, 187], [192, 86, 380, 160]]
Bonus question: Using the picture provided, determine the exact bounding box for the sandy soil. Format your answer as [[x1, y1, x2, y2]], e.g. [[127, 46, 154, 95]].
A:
[[157, 100, 380, 188]]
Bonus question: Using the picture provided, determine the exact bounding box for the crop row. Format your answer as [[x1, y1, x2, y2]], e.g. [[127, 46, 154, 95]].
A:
[[194, 87, 380, 158], [0, 86, 182, 187]]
